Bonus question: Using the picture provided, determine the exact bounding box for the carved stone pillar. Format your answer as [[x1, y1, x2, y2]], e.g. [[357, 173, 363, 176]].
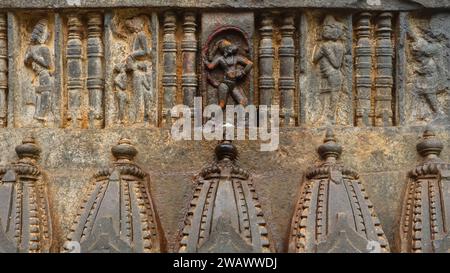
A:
[[181, 12, 197, 109], [87, 13, 104, 128], [279, 14, 295, 126], [0, 137, 52, 253], [288, 129, 390, 253], [355, 13, 372, 127], [178, 141, 274, 253], [162, 11, 177, 125], [374, 12, 393, 127], [0, 14, 7, 128], [399, 126, 450, 253], [66, 15, 83, 128], [65, 138, 165, 253], [259, 13, 275, 107]]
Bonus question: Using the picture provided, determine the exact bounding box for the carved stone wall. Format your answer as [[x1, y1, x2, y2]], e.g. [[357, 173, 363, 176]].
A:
[[0, 1, 448, 253]]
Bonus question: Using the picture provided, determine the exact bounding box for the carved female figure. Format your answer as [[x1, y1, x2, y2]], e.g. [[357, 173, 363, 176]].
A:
[[313, 15, 345, 125], [125, 16, 152, 124], [113, 63, 128, 124], [24, 19, 54, 122], [203, 39, 252, 108]]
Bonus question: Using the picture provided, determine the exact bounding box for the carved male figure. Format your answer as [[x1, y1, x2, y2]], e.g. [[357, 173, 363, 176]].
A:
[[125, 16, 152, 123], [203, 39, 252, 108], [410, 35, 446, 119], [24, 19, 54, 122], [313, 15, 345, 125]]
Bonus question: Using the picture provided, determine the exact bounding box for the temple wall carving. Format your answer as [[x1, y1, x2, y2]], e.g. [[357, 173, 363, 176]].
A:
[[0, 9, 446, 128], [0, 1, 448, 253]]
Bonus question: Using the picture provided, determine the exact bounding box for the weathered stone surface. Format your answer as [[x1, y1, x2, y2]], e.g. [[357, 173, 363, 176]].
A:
[[178, 141, 274, 253], [288, 129, 390, 253], [0, 126, 447, 252], [63, 138, 165, 253], [399, 126, 450, 253], [0, 136, 53, 253], [0, 2, 448, 254], [0, 0, 440, 9]]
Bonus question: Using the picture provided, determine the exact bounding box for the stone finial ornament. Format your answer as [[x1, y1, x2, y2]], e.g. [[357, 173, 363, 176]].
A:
[[178, 141, 274, 253], [399, 125, 450, 253], [64, 138, 165, 253], [0, 136, 53, 253], [288, 128, 390, 253]]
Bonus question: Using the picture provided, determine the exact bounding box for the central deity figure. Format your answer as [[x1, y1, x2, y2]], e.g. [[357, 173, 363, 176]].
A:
[[24, 19, 54, 123], [313, 15, 345, 125], [203, 39, 253, 108]]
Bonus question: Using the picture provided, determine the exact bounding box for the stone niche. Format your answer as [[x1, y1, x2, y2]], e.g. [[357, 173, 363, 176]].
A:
[[0, 0, 448, 253]]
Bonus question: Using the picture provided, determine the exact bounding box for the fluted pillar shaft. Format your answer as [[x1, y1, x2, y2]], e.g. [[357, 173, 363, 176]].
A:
[[355, 13, 372, 127], [162, 12, 177, 125], [66, 15, 83, 128], [181, 12, 197, 109], [0, 14, 7, 127], [279, 14, 295, 126], [87, 13, 104, 128], [374, 13, 394, 126], [259, 13, 275, 107]]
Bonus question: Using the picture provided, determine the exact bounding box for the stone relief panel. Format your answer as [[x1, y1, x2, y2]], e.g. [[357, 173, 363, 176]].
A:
[[12, 13, 59, 128], [178, 141, 274, 253], [106, 11, 157, 128], [288, 129, 390, 253], [302, 12, 353, 127], [201, 12, 255, 111], [399, 126, 450, 253], [64, 138, 165, 253], [405, 13, 450, 126], [0, 137, 53, 253]]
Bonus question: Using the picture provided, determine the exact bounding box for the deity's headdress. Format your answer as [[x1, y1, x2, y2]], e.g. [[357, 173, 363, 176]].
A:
[[323, 15, 343, 30], [31, 19, 49, 44]]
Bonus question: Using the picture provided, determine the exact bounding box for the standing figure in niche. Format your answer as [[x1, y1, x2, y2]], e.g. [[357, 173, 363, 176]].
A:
[[24, 19, 54, 123], [124, 16, 152, 124], [113, 63, 128, 124], [313, 15, 345, 125], [203, 39, 252, 108], [410, 33, 447, 120]]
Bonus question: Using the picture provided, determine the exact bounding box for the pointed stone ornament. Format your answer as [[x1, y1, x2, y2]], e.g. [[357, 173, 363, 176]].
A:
[[288, 128, 390, 253], [178, 141, 274, 253], [0, 136, 53, 253], [65, 138, 165, 253], [399, 125, 450, 253]]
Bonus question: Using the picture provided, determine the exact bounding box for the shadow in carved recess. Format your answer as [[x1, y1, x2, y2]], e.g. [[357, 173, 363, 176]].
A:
[[64, 138, 165, 253], [399, 125, 450, 253], [288, 128, 390, 253], [0, 137, 53, 253], [178, 141, 274, 253]]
